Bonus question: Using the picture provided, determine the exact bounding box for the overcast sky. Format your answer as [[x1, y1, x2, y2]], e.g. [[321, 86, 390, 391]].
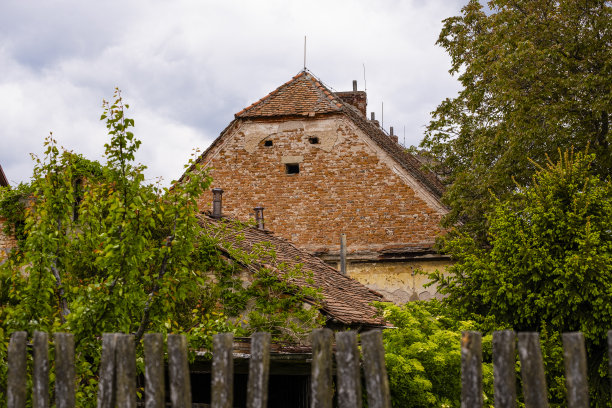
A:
[[0, 0, 465, 186]]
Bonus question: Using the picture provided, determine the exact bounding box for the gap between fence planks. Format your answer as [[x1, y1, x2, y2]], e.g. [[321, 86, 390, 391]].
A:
[[5, 329, 391, 408]]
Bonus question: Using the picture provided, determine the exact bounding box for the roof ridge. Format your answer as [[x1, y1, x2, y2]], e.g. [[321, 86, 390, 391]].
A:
[[235, 71, 342, 118], [301, 79, 446, 200], [234, 71, 306, 117], [307, 73, 344, 109], [342, 106, 446, 199]]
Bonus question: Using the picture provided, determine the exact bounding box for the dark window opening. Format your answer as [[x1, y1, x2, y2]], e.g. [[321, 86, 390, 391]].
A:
[[308, 137, 320, 144], [285, 163, 300, 174], [264, 140, 273, 147]]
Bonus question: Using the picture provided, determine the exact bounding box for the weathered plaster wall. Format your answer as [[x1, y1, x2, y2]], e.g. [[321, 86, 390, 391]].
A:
[[346, 259, 450, 304], [198, 116, 446, 255]]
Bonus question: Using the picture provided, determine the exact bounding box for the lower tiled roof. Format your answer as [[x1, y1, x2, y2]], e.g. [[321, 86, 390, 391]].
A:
[[199, 214, 388, 328]]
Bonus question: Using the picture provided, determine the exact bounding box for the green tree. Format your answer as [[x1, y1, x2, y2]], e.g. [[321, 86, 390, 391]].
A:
[[0, 90, 325, 406], [1, 90, 214, 339], [377, 301, 494, 408], [421, 0, 612, 240], [0, 90, 226, 405], [430, 150, 612, 404]]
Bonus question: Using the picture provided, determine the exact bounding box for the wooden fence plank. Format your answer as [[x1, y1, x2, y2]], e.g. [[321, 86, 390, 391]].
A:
[[144, 333, 165, 408], [54, 333, 76, 408], [7, 331, 27, 408], [212, 333, 234, 408], [115, 334, 137, 408], [97, 333, 117, 408], [492, 330, 516, 408], [562, 332, 589, 408], [168, 334, 191, 408], [361, 329, 391, 408], [33, 331, 49, 408], [247, 332, 270, 408], [461, 331, 483, 408], [335, 331, 362, 408], [518, 332, 549, 408], [310, 328, 333, 408]]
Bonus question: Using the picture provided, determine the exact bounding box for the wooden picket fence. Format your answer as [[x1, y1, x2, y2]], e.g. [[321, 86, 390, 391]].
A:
[[5, 328, 391, 408], [461, 330, 598, 408], [6, 328, 606, 407]]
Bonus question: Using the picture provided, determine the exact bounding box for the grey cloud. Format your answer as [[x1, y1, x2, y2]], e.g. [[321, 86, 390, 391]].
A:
[[0, 0, 467, 186]]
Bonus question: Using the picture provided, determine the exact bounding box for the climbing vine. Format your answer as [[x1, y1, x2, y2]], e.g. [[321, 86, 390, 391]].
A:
[[194, 218, 324, 344]]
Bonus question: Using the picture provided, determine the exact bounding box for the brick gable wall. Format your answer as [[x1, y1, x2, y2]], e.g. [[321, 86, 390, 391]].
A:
[[197, 115, 446, 255]]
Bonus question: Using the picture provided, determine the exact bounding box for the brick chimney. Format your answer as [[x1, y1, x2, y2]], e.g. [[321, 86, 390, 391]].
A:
[[336, 80, 367, 117], [212, 188, 223, 218], [390, 126, 399, 143], [254, 206, 264, 230], [370, 112, 380, 127]]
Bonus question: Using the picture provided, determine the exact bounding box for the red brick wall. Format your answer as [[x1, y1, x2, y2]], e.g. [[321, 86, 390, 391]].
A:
[[335, 91, 367, 117], [197, 115, 446, 254]]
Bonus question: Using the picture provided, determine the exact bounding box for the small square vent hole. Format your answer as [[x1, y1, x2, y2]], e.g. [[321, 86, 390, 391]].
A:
[[285, 163, 300, 174], [264, 140, 273, 147], [308, 137, 320, 144]]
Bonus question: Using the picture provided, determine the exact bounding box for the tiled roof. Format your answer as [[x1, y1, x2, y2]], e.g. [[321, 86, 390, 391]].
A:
[[235, 71, 343, 118], [0, 165, 8, 187], [199, 214, 388, 328], [233, 70, 444, 199], [181, 71, 445, 201], [341, 103, 445, 199]]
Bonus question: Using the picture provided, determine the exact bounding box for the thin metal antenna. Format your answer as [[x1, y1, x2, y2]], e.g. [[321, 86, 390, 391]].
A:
[[362, 64, 367, 92], [403, 125, 406, 147], [303, 36, 307, 70], [381, 101, 384, 130]]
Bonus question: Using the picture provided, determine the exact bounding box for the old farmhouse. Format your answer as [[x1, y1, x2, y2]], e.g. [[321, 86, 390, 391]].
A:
[[186, 71, 450, 303]]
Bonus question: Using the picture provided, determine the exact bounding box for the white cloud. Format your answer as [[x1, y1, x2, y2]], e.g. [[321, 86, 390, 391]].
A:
[[0, 0, 465, 186]]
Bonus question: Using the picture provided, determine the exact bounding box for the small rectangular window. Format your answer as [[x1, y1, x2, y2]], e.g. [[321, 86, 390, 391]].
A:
[[264, 140, 273, 147], [308, 137, 320, 144], [285, 163, 299, 174]]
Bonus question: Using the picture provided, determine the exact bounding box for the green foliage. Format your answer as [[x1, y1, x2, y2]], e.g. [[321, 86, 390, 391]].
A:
[[430, 150, 612, 405], [0, 182, 33, 247], [196, 220, 325, 344], [0, 89, 224, 406], [421, 0, 612, 241], [0, 89, 326, 406], [1, 91, 213, 338], [377, 301, 494, 407]]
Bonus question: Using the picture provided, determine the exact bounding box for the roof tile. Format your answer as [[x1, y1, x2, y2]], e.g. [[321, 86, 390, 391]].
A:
[[200, 214, 387, 327], [236, 71, 343, 118]]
